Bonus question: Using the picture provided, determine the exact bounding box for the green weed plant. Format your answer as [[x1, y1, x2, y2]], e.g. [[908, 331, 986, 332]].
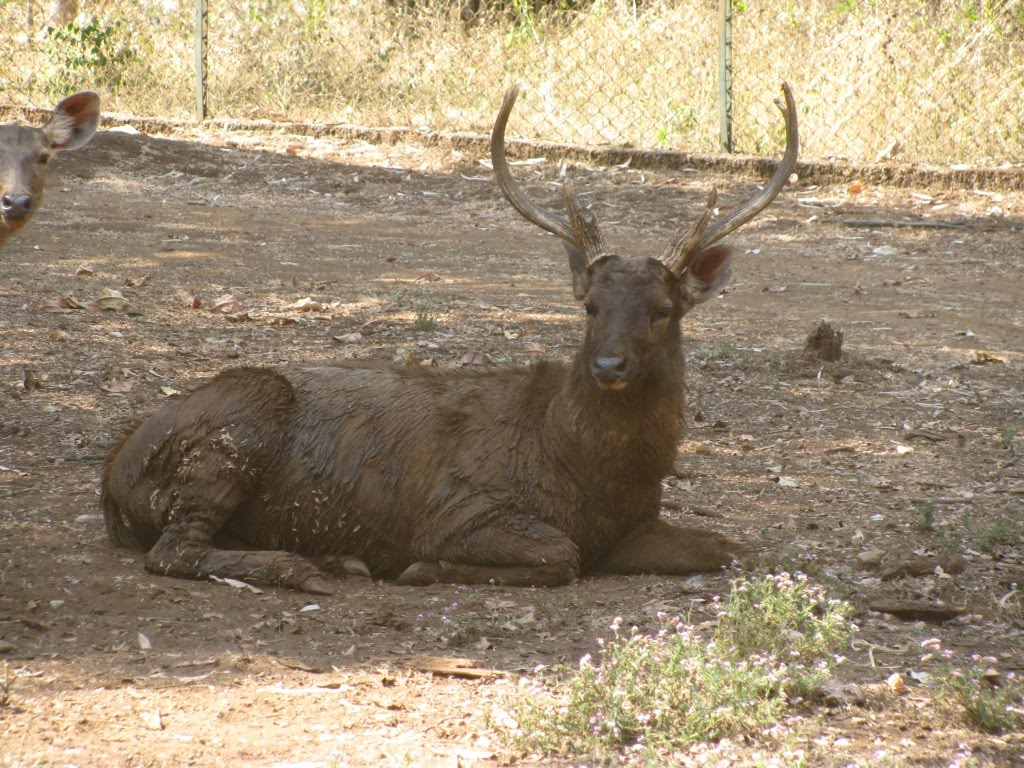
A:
[[508, 572, 854, 759]]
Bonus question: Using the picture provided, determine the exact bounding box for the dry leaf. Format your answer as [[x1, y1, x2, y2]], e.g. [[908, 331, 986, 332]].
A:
[[59, 295, 87, 310], [869, 598, 966, 622], [415, 271, 441, 283], [22, 369, 42, 391], [970, 350, 1005, 365], [176, 288, 202, 309], [898, 309, 934, 319], [333, 333, 364, 344], [100, 378, 134, 394], [160, 386, 182, 397], [137, 632, 152, 650], [93, 297, 131, 312], [886, 672, 905, 693], [269, 317, 297, 326], [91, 289, 132, 312], [40, 301, 73, 314], [522, 342, 548, 355], [275, 657, 323, 673], [294, 297, 323, 312], [396, 348, 423, 365], [209, 574, 263, 593], [75, 265, 95, 276], [211, 294, 241, 313], [399, 656, 506, 679]]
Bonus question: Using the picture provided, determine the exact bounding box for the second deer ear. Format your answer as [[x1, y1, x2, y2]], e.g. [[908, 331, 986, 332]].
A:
[[679, 245, 733, 313]]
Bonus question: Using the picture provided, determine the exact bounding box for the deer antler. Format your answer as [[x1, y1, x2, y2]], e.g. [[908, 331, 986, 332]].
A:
[[660, 82, 799, 276], [662, 189, 717, 276], [491, 86, 605, 267], [562, 181, 608, 263], [493, 83, 798, 283]]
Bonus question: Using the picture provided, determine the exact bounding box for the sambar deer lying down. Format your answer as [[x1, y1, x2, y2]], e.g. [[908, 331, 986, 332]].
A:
[[0, 91, 100, 249], [102, 84, 798, 594]]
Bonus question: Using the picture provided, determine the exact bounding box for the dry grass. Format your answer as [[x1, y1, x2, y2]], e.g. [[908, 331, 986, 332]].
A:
[[1, 0, 1022, 164]]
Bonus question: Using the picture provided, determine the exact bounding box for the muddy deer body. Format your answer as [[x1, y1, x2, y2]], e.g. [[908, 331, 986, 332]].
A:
[[102, 84, 798, 593], [0, 91, 100, 248]]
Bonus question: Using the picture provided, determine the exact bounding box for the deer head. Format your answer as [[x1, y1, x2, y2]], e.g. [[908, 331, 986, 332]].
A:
[[491, 84, 798, 391], [0, 91, 100, 247]]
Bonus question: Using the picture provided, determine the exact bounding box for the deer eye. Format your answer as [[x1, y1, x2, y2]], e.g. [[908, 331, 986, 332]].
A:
[[584, 301, 598, 317], [37, 153, 50, 165], [651, 304, 674, 322]]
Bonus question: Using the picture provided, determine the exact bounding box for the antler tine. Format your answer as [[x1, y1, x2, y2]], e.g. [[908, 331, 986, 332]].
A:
[[660, 189, 717, 276], [563, 181, 607, 264], [693, 82, 799, 253], [490, 86, 578, 247]]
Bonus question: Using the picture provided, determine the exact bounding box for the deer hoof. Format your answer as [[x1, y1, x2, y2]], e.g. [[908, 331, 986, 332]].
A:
[[343, 557, 371, 578], [396, 562, 440, 586], [298, 575, 335, 595]]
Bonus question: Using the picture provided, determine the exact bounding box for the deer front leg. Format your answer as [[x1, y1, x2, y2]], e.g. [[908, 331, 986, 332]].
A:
[[147, 521, 335, 594], [396, 514, 580, 587], [141, 446, 336, 595], [597, 518, 735, 575]]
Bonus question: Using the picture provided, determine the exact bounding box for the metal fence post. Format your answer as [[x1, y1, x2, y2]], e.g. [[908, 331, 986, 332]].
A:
[[718, 0, 733, 153], [195, 0, 208, 119]]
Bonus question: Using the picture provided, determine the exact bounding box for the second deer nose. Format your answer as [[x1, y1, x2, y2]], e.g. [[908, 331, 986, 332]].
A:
[[1, 194, 33, 221]]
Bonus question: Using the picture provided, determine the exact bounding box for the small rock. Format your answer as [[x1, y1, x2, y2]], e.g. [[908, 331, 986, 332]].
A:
[[819, 680, 866, 706], [857, 548, 886, 569]]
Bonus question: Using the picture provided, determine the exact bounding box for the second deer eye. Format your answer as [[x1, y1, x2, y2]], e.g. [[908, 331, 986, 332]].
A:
[[584, 301, 598, 316]]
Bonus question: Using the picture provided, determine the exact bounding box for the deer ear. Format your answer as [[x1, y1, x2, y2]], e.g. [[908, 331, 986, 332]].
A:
[[679, 245, 733, 312], [564, 242, 590, 300], [44, 91, 100, 151]]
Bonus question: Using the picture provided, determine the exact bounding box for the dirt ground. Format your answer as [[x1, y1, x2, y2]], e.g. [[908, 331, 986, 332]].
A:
[[1, 122, 1023, 767]]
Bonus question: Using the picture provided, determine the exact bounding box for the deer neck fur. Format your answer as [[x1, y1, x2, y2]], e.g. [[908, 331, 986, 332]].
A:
[[550, 329, 686, 489]]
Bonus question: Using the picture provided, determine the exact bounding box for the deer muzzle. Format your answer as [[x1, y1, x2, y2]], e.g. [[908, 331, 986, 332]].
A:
[[591, 354, 630, 390], [1, 193, 34, 223]]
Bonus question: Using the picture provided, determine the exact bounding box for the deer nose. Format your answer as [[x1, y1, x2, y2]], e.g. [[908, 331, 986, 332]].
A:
[[591, 354, 629, 389], [1, 194, 33, 221]]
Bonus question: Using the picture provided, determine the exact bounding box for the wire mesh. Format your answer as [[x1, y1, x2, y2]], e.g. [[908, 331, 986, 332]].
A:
[[1, 0, 1022, 166]]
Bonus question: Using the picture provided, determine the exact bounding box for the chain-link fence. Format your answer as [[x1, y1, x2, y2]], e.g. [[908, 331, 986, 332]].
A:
[[2, 0, 1023, 166]]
